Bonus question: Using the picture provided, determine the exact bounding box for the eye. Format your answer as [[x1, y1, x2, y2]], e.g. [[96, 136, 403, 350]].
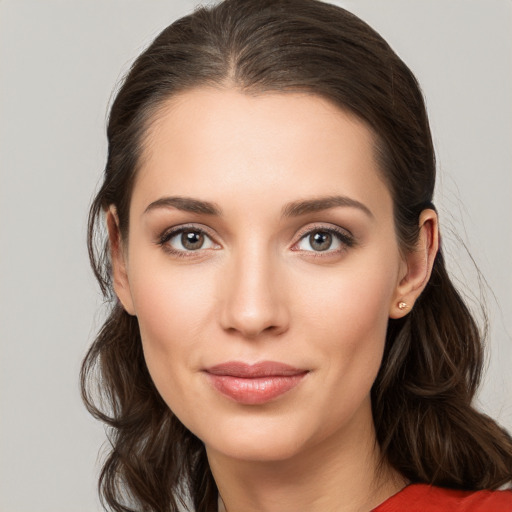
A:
[[294, 227, 354, 253], [159, 226, 219, 255]]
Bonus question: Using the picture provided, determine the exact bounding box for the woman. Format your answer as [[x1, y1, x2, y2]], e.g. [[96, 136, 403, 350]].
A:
[[81, 0, 512, 510]]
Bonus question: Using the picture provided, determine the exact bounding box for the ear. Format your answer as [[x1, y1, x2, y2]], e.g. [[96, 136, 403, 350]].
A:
[[389, 209, 439, 319], [106, 206, 136, 316]]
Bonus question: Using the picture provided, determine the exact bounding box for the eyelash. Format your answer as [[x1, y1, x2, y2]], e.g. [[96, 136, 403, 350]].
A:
[[293, 225, 355, 257], [157, 224, 219, 258], [157, 224, 355, 258]]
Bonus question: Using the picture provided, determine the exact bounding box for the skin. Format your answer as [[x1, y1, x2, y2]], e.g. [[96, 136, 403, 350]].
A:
[[108, 88, 438, 512]]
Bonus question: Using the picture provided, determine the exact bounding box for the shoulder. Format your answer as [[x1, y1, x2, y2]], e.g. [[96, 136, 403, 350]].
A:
[[373, 483, 512, 512]]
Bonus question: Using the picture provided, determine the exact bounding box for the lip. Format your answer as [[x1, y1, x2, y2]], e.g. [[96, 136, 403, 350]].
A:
[[204, 361, 309, 405]]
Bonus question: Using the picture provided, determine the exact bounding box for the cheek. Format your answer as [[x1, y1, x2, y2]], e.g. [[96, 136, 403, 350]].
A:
[[130, 247, 218, 333], [128, 261, 217, 397], [290, 255, 397, 408], [292, 254, 397, 343]]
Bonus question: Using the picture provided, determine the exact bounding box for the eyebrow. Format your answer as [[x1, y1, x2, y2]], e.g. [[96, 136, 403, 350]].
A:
[[144, 196, 222, 216], [143, 194, 373, 218], [282, 195, 374, 218]]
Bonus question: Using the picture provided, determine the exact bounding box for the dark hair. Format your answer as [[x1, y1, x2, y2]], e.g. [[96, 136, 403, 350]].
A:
[[81, 0, 512, 510]]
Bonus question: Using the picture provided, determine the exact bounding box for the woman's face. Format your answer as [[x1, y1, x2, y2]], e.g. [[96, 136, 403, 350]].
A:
[[114, 88, 409, 462]]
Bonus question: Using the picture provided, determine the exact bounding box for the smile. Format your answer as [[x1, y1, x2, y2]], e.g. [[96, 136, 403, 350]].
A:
[[204, 361, 309, 405]]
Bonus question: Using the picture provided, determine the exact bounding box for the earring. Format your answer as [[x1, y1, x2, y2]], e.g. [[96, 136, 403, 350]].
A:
[[398, 301, 408, 310]]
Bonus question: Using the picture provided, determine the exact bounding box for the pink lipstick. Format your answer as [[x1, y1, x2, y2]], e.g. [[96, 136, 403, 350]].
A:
[[204, 361, 308, 405]]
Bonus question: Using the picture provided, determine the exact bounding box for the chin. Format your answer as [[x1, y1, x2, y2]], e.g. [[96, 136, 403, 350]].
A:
[[210, 433, 307, 463], [198, 412, 320, 463]]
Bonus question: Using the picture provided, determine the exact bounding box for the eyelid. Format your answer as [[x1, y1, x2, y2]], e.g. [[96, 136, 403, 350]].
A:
[[157, 223, 221, 255], [291, 223, 355, 253], [156, 222, 355, 257]]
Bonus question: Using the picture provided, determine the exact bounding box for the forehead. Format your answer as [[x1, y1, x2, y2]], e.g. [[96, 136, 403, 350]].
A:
[[132, 87, 392, 218]]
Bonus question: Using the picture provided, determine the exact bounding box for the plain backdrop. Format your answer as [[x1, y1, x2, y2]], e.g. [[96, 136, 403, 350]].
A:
[[0, 1, 511, 510]]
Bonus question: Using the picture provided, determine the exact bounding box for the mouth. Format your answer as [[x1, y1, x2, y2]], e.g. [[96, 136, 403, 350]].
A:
[[203, 361, 309, 405]]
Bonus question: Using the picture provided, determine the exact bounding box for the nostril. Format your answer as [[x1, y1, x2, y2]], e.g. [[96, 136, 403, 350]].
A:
[[218, 256, 290, 339], [221, 303, 289, 339]]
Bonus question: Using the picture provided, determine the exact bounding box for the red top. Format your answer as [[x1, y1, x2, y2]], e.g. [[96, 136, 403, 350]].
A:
[[372, 484, 512, 512]]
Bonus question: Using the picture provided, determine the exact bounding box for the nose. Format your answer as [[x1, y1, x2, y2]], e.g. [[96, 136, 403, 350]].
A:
[[219, 244, 290, 339]]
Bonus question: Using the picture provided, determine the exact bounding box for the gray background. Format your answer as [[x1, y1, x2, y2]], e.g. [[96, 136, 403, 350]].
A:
[[0, 1, 510, 510]]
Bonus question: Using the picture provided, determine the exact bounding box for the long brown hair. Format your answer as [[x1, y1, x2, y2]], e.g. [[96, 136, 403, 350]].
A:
[[81, 1, 512, 510]]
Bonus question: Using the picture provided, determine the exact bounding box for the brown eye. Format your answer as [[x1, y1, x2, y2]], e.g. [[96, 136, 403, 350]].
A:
[[181, 231, 205, 250], [161, 227, 218, 254], [309, 231, 332, 251], [295, 226, 354, 254]]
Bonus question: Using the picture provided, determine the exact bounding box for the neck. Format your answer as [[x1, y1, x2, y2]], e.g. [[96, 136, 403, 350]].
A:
[[208, 405, 407, 512]]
